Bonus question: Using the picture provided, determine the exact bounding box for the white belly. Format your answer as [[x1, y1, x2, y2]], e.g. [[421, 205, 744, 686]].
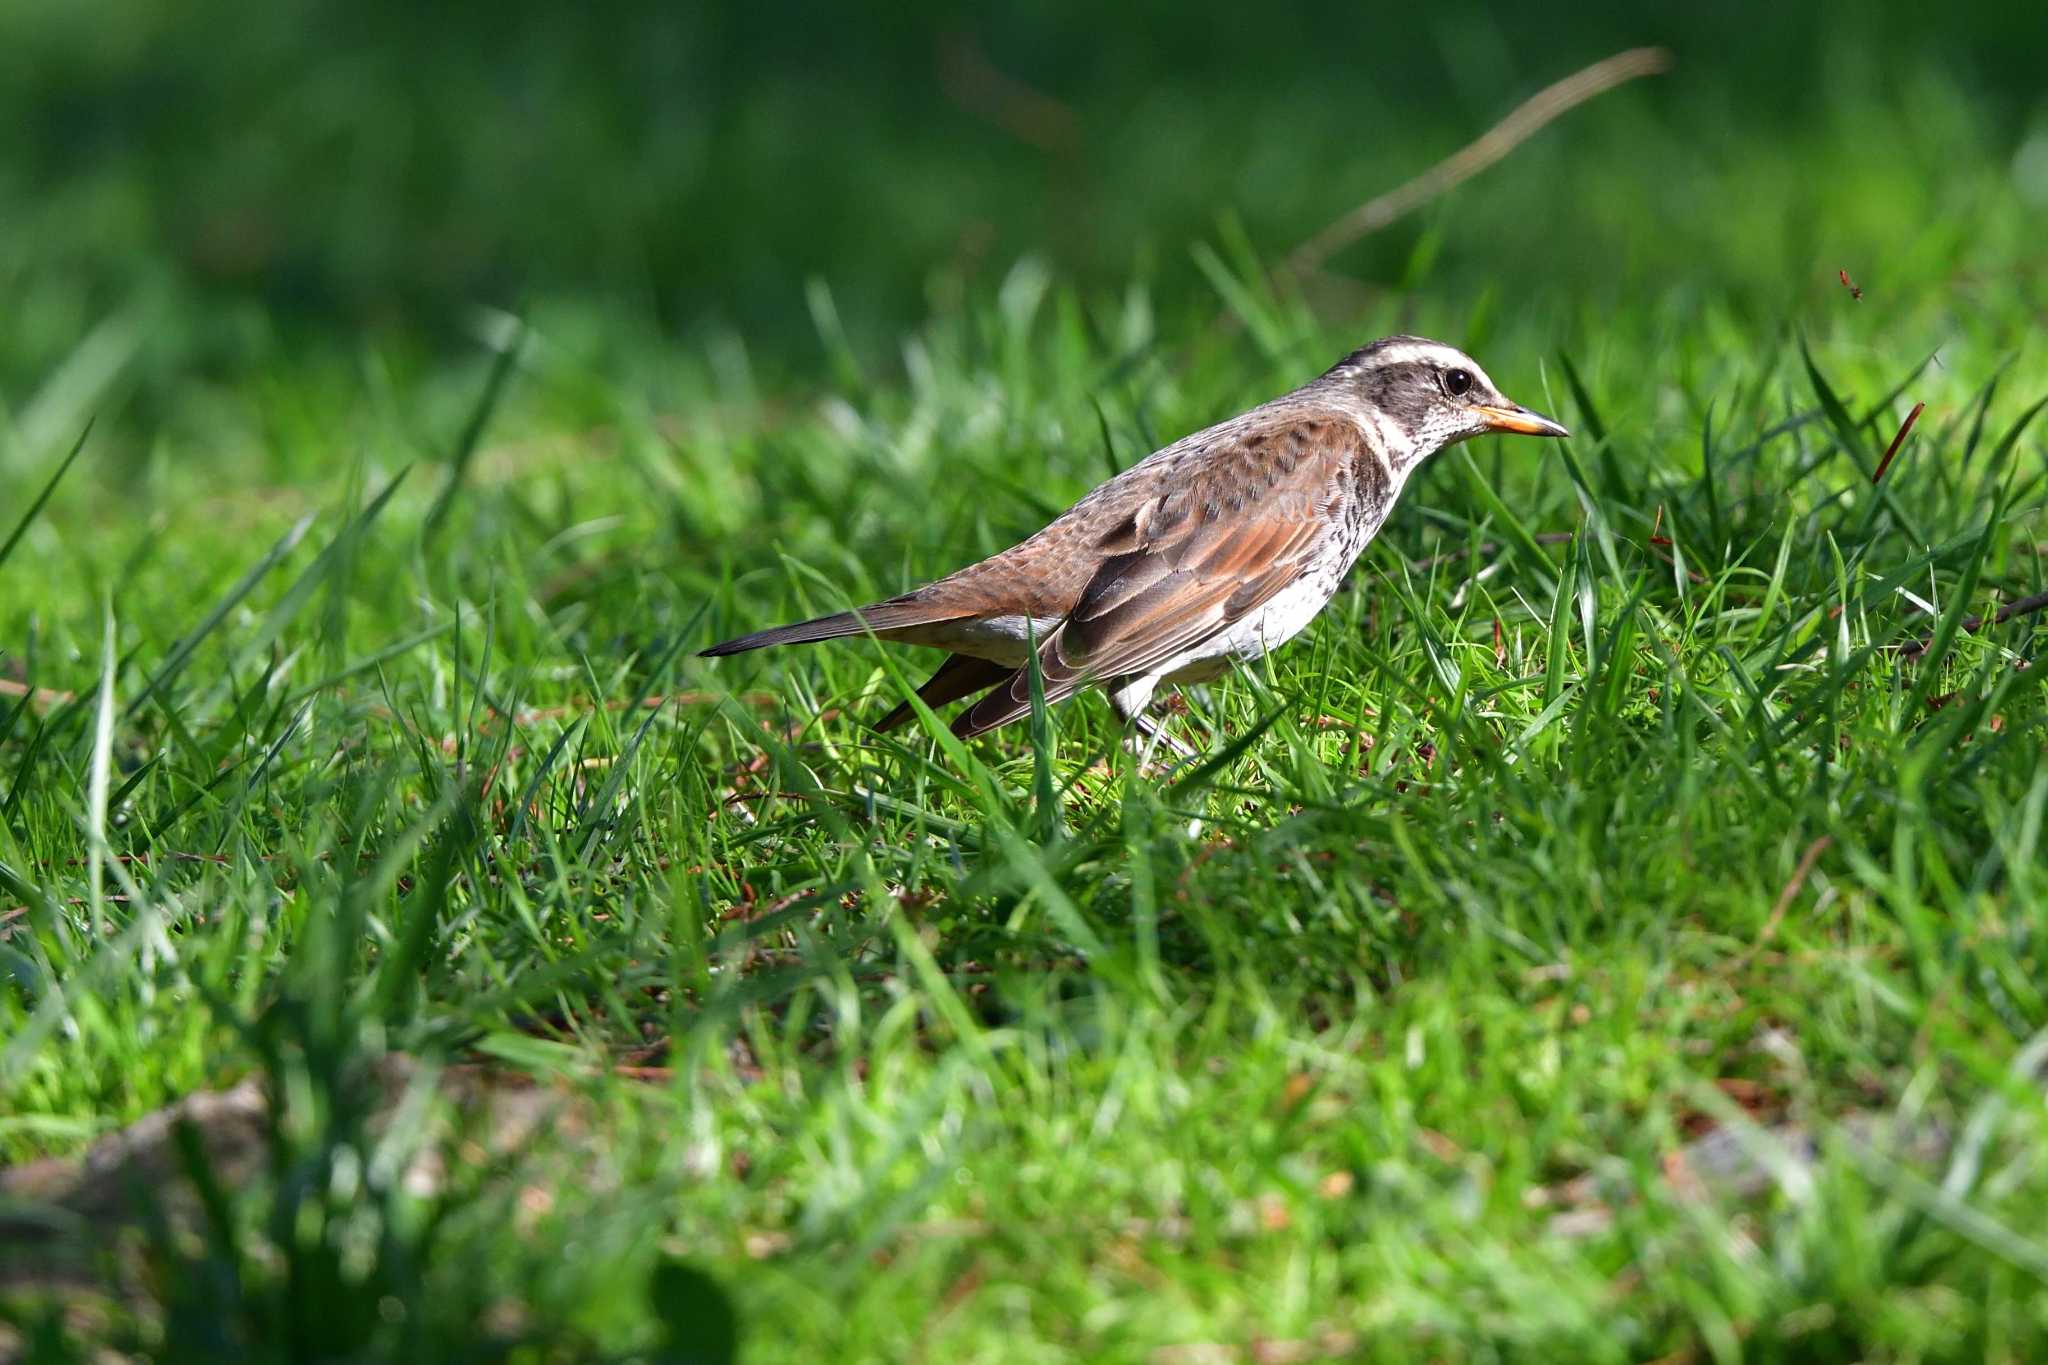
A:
[[1156, 566, 1348, 683]]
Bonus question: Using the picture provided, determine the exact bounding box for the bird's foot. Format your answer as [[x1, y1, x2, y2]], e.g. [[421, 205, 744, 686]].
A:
[[1128, 711, 1200, 776]]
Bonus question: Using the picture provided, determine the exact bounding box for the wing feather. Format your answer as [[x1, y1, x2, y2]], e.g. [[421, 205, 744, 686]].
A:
[[953, 417, 1371, 738]]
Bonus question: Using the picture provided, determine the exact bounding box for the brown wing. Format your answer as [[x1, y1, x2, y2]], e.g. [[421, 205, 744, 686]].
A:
[[952, 415, 1378, 738]]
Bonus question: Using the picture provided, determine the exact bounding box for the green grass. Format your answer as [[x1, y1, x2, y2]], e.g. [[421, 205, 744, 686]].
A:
[[6, 21, 2048, 1362]]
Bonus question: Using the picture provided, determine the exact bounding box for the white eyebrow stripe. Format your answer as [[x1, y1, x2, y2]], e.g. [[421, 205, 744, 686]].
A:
[[1366, 342, 1447, 368]]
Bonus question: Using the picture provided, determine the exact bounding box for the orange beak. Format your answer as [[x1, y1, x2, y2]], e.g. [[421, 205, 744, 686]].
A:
[[1476, 403, 1570, 438]]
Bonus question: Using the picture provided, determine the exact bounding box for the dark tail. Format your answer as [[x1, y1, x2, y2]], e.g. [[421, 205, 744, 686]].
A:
[[699, 599, 962, 657], [872, 654, 1011, 733]]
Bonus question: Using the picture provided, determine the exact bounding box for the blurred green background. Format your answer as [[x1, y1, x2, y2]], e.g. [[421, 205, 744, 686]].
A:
[[3, 0, 2045, 441]]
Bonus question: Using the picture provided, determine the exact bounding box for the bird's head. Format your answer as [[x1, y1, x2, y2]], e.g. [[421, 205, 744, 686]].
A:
[[1324, 335, 1568, 467]]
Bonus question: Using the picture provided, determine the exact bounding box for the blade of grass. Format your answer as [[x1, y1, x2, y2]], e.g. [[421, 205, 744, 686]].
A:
[[1454, 448, 1559, 579], [423, 317, 525, 539], [0, 419, 92, 573], [123, 513, 316, 721], [1905, 482, 2008, 715], [1557, 350, 1627, 503], [1166, 698, 1288, 799], [1025, 623, 1060, 844], [87, 601, 117, 940]]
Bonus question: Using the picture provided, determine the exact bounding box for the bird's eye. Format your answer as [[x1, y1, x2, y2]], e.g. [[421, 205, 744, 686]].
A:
[[1443, 368, 1474, 398]]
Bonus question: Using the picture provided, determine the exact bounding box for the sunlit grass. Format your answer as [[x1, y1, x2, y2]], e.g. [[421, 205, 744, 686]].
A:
[[5, 52, 2048, 1361]]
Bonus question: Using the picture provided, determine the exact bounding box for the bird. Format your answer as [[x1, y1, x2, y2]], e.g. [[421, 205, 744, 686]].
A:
[[700, 336, 1567, 749]]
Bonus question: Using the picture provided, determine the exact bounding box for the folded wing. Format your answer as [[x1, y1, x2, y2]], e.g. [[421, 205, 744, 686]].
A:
[[952, 415, 1371, 738]]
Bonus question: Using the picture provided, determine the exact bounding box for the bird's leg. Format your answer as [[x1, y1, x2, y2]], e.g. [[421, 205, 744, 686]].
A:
[[1109, 675, 1195, 772], [1130, 709, 1197, 765]]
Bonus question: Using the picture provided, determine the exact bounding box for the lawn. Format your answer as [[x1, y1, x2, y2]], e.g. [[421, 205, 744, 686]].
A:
[[4, 4, 2048, 1361]]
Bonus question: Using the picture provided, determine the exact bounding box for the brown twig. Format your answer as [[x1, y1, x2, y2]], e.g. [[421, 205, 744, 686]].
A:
[[0, 678, 75, 708], [1281, 48, 1671, 285], [1745, 835, 1833, 961], [1871, 402, 1924, 485], [61, 852, 232, 867], [1645, 542, 1709, 585], [1897, 589, 2048, 659], [936, 33, 1080, 152]]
